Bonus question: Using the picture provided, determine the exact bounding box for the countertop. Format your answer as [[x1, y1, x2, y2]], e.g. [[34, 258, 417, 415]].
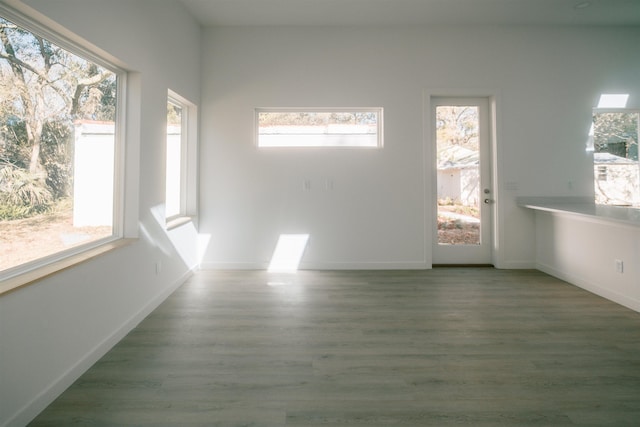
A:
[[517, 197, 640, 227]]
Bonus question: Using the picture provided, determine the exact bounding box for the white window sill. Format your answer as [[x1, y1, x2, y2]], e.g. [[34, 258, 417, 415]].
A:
[[166, 216, 193, 231], [0, 238, 136, 296]]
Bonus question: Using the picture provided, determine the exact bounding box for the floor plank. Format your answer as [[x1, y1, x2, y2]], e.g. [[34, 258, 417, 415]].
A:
[[29, 269, 640, 426]]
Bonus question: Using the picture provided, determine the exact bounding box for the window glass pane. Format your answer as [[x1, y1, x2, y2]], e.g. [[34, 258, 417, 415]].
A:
[[593, 111, 640, 206], [0, 16, 118, 272], [257, 109, 382, 147], [166, 100, 182, 219]]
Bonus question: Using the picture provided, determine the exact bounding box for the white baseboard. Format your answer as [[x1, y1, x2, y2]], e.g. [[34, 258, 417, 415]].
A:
[[4, 270, 193, 427], [200, 261, 430, 270], [199, 262, 267, 270], [301, 261, 429, 270], [537, 262, 640, 313], [494, 260, 537, 269]]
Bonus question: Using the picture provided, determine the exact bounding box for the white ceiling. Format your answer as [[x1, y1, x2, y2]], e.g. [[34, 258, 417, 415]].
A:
[[177, 0, 640, 27]]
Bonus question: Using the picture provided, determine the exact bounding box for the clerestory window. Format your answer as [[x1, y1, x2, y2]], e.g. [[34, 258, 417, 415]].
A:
[[256, 108, 383, 148]]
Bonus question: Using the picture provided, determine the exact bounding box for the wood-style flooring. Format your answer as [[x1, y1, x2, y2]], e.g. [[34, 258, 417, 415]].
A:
[[29, 269, 640, 426]]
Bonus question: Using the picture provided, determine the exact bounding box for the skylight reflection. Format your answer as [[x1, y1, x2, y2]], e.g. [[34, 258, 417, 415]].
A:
[[597, 94, 629, 109]]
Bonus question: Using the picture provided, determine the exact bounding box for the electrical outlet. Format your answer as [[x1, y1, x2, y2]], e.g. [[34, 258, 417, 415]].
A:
[[155, 261, 162, 275], [325, 179, 334, 190], [614, 259, 623, 274]]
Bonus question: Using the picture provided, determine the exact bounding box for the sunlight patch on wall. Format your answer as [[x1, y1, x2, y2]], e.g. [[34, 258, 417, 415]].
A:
[[268, 234, 309, 272], [586, 123, 595, 152]]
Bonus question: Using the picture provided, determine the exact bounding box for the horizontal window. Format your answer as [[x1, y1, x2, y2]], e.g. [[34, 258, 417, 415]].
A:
[[256, 108, 383, 148], [0, 7, 124, 283]]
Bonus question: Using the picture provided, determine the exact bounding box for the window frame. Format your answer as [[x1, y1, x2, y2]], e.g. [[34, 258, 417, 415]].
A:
[[0, 4, 129, 291], [165, 90, 198, 227], [255, 107, 384, 149]]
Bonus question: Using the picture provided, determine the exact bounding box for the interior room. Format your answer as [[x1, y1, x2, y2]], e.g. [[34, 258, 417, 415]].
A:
[[1, 0, 640, 425]]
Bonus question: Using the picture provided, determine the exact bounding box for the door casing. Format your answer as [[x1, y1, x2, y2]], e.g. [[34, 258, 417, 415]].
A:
[[430, 96, 494, 265]]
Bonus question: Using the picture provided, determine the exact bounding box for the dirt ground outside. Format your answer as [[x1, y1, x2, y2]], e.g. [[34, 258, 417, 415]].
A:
[[437, 204, 480, 245], [0, 207, 111, 271]]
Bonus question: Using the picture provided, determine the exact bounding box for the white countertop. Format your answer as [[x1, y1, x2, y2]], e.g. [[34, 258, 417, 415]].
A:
[[517, 197, 640, 227]]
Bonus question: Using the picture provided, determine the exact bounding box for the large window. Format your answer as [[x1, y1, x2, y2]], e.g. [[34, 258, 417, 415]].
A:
[[256, 108, 383, 148], [165, 90, 197, 224], [591, 109, 640, 206], [0, 9, 124, 279]]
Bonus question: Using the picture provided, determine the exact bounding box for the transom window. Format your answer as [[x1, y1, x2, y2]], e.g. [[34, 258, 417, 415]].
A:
[[256, 108, 383, 148], [0, 9, 124, 278]]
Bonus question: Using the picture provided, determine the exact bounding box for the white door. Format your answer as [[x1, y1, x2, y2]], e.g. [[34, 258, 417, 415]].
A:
[[432, 97, 493, 265]]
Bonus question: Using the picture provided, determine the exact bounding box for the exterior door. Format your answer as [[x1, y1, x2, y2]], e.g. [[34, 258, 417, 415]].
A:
[[432, 97, 493, 265]]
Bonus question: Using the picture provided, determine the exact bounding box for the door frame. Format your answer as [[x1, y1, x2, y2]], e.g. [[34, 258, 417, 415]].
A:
[[423, 89, 501, 267]]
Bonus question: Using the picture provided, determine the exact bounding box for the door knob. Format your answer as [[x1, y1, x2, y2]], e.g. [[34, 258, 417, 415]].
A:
[[484, 198, 494, 204]]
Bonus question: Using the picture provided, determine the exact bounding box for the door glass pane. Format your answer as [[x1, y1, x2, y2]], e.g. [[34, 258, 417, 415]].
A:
[[436, 106, 481, 245]]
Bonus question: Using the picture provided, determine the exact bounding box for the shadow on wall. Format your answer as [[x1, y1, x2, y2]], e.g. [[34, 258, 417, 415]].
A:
[[140, 204, 211, 270]]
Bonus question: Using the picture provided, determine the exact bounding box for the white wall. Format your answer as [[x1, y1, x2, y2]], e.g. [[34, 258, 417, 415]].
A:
[[199, 25, 640, 270], [2, 7, 639, 426], [73, 122, 115, 227], [0, 1, 201, 426], [535, 211, 640, 312]]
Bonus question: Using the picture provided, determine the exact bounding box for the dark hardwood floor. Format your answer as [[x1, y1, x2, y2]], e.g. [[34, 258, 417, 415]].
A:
[[29, 269, 640, 426]]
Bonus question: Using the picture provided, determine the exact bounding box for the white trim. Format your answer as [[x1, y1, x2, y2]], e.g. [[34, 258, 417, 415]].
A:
[[300, 261, 429, 270], [200, 262, 268, 270], [123, 72, 141, 238], [165, 216, 193, 231], [200, 261, 430, 270], [495, 260, 536, 269]]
